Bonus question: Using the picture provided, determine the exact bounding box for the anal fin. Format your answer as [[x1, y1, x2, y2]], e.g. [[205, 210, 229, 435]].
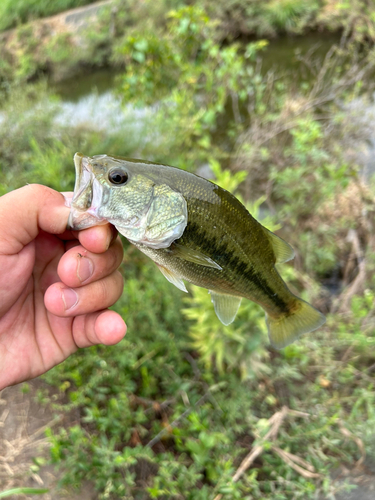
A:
[[209, 291, 242, 325], [156, 264, 188, 293]]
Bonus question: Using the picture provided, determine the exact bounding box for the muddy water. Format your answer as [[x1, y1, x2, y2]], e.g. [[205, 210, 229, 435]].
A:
[[259, 32, 340, 75], [53, 32, 340, 105]]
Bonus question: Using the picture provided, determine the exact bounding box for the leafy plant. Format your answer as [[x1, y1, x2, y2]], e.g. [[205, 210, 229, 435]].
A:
[[113, 5, 268, 167]]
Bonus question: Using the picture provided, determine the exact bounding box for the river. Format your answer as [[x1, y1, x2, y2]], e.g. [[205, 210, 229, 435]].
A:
[[52, 33, 341, 129]]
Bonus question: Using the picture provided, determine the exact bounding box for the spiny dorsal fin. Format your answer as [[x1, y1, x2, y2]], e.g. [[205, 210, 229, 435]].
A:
[[265, 229, 295, 264], [209, 291, 242, 325]]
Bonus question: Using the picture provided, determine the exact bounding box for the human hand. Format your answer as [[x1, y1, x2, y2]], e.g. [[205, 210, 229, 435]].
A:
[[0, 184, 126, 390]]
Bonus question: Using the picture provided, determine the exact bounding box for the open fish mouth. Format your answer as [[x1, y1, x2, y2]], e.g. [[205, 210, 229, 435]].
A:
[[67, 153, 107, 231]]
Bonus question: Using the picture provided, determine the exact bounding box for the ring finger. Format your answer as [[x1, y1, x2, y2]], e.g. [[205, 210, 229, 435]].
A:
[[44, 270, 124, 317]]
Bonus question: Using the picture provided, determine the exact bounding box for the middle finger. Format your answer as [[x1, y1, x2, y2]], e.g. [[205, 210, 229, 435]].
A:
[[58, 237, 123, 288]]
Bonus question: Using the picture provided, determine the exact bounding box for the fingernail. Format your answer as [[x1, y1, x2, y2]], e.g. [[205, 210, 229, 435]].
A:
[[62, 288, 78, 310], [77, 255, 93, 282]]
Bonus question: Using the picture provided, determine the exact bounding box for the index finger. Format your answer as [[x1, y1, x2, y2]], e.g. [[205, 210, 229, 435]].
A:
[[75, 224, 118, 254], [0, 185, 69, 254], [61, 191, 118, 253]]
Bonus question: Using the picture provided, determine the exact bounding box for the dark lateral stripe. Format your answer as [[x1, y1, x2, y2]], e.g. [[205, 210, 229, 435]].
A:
[[181, 221, 289, 312]]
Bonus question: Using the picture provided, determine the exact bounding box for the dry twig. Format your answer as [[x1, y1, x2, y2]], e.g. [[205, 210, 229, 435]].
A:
[[213, 407, 320, 500], [338, 419, 366, 467], [334, 229, 366, 314], [146, 390, 213, 449], [272, 446, 321, 479]]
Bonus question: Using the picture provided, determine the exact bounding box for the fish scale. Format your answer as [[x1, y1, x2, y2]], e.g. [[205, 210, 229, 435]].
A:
[[136, 204, 290, 312], [68, 153, 326, 348]]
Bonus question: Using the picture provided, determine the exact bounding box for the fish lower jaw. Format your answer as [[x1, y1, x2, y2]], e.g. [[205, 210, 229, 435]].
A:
[[86, 206, 105, 219], [68, 208, 108, 230]]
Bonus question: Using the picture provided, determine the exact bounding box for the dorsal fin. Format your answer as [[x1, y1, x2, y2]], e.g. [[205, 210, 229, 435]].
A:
[[265, 229, 295, 264]]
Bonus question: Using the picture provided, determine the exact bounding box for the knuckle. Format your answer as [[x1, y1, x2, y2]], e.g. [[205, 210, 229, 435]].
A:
[[96, 278, 109, 303], [102, 245, 123, 275], [114, 270, 124, 294], [91, 271, 123, 308], [110, 271, 124, 303]]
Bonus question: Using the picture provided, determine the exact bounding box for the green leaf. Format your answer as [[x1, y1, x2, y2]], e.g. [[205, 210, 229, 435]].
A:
[[0, 489, 49, 498], [132, 51, 145, 63]]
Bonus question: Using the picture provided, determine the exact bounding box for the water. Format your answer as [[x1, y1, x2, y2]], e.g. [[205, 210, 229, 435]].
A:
[[259, 32, 341, 76], [53, 67, 121, 102], [51, 34, 340, 132], [2, 32, 372, 179], [54, 34, 341, 105]]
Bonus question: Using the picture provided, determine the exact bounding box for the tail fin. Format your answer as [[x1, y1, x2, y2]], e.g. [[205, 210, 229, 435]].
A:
[[266, 298, 326, 349]]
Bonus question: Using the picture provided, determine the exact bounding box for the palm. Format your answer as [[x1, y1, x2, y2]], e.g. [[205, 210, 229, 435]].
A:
[[0, 232, 73, 386], [0, 185, 126, 390]]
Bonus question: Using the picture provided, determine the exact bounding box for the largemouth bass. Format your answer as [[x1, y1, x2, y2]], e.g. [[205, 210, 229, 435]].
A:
[[68, 153, 325, 348]]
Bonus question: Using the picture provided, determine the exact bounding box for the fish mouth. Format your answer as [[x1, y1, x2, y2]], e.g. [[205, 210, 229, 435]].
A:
[[67, 153, 107, 231]]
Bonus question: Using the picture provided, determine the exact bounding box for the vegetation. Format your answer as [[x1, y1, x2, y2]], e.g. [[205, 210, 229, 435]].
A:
[[1, 1, 375, 499], [2, 0, 375, 42], [0, 0, 97, 31], [0, 488, 49, 498], [1, 0, 375, 85]]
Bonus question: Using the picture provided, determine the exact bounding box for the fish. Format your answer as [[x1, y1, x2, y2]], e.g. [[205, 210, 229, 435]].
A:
[[68, 152, 326, 348]]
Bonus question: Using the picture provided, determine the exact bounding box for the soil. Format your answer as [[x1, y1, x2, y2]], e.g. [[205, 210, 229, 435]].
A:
[[324, 461, 375, 500], [0, 379, 95, 500]]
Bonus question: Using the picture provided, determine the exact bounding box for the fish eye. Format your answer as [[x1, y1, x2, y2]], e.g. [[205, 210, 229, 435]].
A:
[[108, 169, 129, 185]]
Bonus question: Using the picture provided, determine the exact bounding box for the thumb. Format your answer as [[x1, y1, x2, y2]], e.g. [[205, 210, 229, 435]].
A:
[[0, 184, 70, 254]]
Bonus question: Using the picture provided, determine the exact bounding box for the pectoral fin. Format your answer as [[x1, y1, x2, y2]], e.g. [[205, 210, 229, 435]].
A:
[[156, 264, 188, 293], [209, 291, 242, 325], [171, 243, 222, 270]]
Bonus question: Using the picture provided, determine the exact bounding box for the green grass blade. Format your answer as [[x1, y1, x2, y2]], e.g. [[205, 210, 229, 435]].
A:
[[0, 488, 49, 498]]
